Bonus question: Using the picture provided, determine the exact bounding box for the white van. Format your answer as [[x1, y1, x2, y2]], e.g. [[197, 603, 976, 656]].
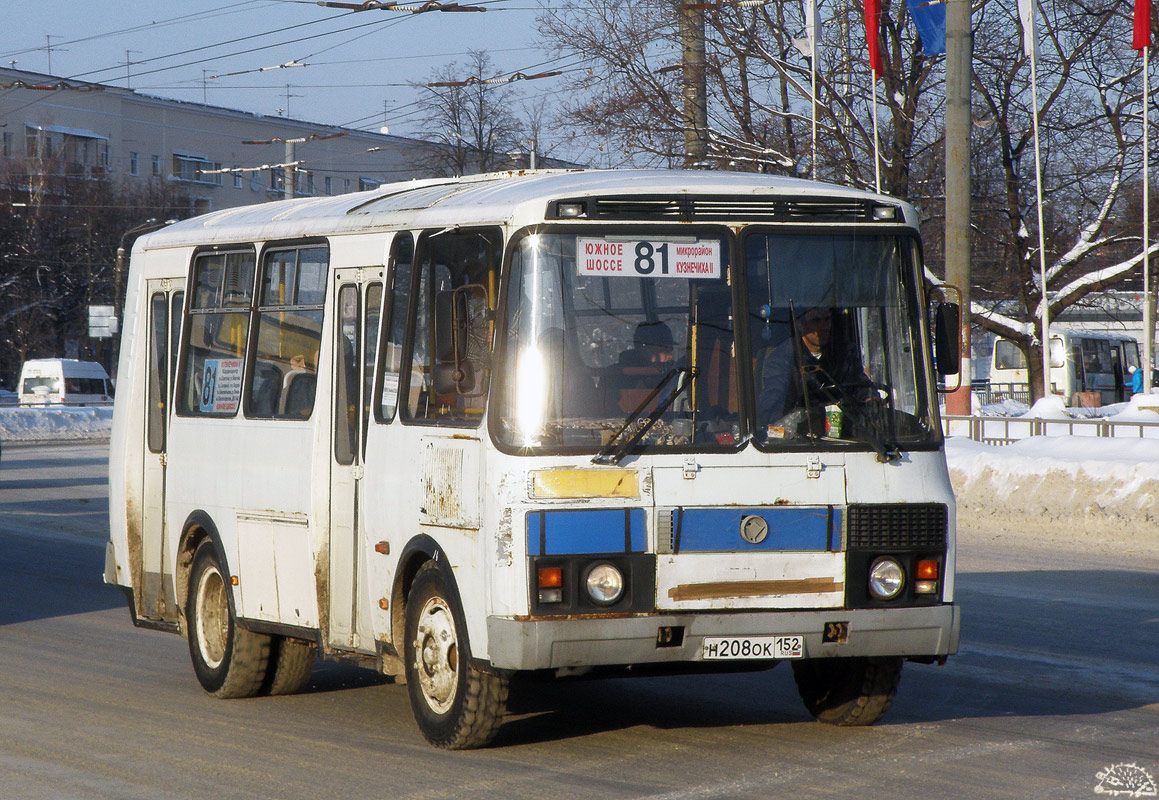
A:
[[18, 358, 114, 406]]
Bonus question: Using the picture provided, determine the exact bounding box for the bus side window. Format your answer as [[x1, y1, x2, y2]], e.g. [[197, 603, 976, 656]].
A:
[[176, 250, 255, 417], [377, 232, 414, 423], [403, 228, 501, 426], [245, 245, 328, 420]]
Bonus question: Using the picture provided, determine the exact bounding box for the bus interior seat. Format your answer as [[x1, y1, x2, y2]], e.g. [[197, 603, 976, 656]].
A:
[[250, 362, 282, 417]]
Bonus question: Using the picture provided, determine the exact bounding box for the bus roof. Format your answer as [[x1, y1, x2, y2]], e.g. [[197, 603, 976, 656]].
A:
[[136, 169, 917, 251]]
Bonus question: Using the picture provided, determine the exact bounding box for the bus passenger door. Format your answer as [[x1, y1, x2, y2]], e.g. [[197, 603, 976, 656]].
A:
[[140, 279, 184, 621], [329, 268, 383, 649]]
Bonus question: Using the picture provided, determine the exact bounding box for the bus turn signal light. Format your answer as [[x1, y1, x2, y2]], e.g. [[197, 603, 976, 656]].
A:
[[916, 560, 939, 580], [538, 567, 562, 588]]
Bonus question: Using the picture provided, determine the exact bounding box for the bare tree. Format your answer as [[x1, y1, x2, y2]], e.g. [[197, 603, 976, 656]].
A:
[[413, 50, 523, 176], [0, 157, 182, 385], [967, 0, 1151, 399], [536, 0, 942, 193]]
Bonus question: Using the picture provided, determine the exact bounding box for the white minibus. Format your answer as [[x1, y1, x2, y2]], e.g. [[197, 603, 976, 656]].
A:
[[18, 358, 114, 405], [107, 169, 961, 748], [990, 330, 1139, 405]]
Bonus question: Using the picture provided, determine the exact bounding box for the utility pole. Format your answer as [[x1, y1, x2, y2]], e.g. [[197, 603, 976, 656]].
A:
[[285, 140, 296, 199], [680, 1, 708, 168], [943, 0, 972, 413]]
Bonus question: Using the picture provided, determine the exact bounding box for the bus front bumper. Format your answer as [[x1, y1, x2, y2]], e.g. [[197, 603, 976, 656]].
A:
[[485, 604, 959, 672]]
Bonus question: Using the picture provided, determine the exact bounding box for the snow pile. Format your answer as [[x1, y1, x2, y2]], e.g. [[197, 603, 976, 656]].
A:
[[1019, 395, 1070, 419], [947, 435, 1159, 553], [0, 406, 113, 442]]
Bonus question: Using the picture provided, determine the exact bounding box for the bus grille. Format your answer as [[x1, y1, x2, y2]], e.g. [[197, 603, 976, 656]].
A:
[[846, 504, 947, 550], [583, 195, 885, 222]]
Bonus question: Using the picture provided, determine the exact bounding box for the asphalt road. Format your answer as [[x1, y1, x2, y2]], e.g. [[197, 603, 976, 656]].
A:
[[0, 442, 1156, 800]]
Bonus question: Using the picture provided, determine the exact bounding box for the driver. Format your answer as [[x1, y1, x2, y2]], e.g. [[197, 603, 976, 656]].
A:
[[757, 307, 873, 432]]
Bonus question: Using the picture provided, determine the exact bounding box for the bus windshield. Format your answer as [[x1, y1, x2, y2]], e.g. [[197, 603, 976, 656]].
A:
[[493, 230, 937, 456], [745, 232, 936, 454]]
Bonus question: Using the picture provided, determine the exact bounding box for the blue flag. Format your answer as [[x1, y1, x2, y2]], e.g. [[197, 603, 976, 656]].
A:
[[905, 0, 946, 56]]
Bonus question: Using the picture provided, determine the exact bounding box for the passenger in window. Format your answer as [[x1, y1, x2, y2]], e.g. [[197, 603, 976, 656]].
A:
[[622, 321, 675, 366]]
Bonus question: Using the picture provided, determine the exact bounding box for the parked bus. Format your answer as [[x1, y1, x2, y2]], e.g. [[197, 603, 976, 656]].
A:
[[990, 330, 1140, 405], [107, 169, 961, 749], [18, 358, 114, 406]]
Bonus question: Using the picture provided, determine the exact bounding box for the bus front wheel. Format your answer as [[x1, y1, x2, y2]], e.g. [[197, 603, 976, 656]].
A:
[[403, 561, 508, 749], [792, 656, 903, 726], [186, 539, 271, 698]]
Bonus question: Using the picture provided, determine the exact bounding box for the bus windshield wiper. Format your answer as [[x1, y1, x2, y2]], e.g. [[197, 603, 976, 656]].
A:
[[592, 366, 697, 466]]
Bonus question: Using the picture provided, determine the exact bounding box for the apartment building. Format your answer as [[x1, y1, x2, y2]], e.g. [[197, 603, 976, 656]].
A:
[[0, 66, 440, 213]]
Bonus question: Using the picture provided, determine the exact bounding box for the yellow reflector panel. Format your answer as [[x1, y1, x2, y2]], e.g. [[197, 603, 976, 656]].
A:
[[530, 469, 640, 499]]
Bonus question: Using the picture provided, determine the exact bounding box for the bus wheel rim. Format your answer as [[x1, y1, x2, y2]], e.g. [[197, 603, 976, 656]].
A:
[[413, 597, 458, 714], [195, 566, 229, 670]]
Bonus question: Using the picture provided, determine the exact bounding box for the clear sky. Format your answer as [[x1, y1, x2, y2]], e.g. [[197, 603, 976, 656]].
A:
[[1, 0, 569, 141]]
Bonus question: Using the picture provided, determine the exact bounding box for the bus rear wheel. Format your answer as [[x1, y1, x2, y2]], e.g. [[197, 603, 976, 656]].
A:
[[403, 562, 508, 749], [186, 539, 271, 698], [264, 636, 316, 696], [792, 656, 903, 726]]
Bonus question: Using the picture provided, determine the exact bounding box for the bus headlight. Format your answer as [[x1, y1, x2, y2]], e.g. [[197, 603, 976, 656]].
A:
[[867, 557, 905, 600], [584, 563, 625, 605]]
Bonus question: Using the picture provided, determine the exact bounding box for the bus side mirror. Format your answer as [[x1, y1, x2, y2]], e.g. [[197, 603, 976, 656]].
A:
[[433, 285, 489, 396], [934, 301, 960, 377]]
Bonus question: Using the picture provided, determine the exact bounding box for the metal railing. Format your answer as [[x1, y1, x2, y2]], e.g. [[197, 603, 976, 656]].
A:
[[942, 414, 1159, 444], [971, 382, 1032, 406]]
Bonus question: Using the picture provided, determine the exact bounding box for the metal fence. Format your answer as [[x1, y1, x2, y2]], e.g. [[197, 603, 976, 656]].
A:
[[970, 382, 1032, 406], [942, 414, 1159, 445]]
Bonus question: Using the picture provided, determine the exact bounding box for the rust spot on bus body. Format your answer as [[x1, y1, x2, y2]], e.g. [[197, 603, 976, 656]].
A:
[[667, 578, 842, 602]]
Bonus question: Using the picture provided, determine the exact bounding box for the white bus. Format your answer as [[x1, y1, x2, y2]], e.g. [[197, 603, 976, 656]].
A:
[[107, 169, 961, 749], [990, 330, 1140, 405]]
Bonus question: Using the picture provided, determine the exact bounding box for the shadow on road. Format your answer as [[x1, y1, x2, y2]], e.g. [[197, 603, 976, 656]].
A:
[[0, 532, 123, 625]]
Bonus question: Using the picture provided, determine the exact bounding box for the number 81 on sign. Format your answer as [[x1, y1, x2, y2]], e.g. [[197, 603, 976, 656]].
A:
[[576, 238, 721, 279]]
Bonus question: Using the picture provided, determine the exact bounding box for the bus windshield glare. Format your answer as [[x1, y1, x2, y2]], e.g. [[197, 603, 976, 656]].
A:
[[494, 230, 937, 456]]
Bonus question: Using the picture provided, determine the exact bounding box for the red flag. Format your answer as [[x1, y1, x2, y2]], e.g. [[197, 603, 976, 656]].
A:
[[865, 0, 884, 78], [1135, 0, 1152, 51]]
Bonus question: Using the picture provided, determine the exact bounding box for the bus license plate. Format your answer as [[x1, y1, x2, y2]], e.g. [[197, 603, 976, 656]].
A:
[[702, 635, 804, 660]]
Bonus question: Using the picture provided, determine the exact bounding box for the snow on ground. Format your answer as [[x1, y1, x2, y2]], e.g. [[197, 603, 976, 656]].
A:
[[0, 405, 113, 442]]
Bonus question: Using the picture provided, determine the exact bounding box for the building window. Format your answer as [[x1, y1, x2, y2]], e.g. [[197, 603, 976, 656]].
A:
[[343, 178, 351, 193], [1, 131, 12, 158], [152, 155, 160, 176], [130, 152, 139, 176], [173, 152, 222, 185], [234, 172, 244, 189], [324, 176, 332, 195]]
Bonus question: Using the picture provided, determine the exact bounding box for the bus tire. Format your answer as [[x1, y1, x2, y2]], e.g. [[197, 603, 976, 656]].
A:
[[792, 656, 903, 726], [186, 539, 271, 699], [404, 561, 507, 749], [264, 636, 316, 696]]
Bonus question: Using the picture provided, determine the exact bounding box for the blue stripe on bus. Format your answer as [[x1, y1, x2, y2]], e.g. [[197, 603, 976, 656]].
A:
[[526, 509, 646, 555], [675, 507, 837, 552]]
